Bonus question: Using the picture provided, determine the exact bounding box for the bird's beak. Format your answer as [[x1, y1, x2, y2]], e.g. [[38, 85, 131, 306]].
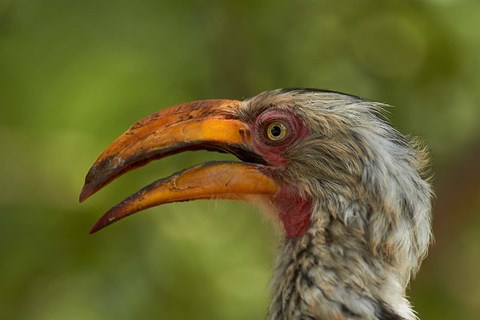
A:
[[80, 99, 279, 233]]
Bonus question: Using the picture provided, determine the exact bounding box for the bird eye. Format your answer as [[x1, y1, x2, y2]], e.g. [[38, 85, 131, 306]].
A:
[[266, 121, 288, 141]]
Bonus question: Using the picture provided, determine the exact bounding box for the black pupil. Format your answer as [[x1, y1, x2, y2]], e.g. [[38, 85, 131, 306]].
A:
[[270, 125, 282, 137]]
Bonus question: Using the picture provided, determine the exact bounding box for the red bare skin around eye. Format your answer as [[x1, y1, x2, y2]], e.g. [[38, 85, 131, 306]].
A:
[[251, 110, 309, 167], [252, 110, 313, 238]]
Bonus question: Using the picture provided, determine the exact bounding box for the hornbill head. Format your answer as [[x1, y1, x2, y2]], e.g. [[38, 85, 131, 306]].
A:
[[80, 89, 432, 320]]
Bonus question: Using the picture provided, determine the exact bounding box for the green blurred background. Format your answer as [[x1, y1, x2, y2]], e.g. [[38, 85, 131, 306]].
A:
[[1, 0, 479, 319]]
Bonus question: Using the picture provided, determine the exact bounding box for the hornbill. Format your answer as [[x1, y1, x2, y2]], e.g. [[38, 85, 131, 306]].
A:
[[80, 89, 432, 320]]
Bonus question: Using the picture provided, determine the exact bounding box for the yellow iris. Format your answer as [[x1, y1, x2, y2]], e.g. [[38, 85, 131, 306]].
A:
[[266, 121, 288, 141]]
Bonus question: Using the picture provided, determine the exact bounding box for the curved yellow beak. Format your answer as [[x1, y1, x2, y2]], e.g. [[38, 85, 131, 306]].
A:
[[80, 99, 279, 233]]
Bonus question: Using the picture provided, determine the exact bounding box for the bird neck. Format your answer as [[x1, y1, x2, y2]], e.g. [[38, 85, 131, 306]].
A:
[[268, 205, 415, 320]]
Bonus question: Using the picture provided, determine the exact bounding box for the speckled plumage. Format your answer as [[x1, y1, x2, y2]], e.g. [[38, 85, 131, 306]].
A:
[[238, 89, 433, 320], [82, 88, 433, 320]]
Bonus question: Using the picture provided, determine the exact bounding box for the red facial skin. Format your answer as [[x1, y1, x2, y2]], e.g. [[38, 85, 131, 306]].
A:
[[251, 109, 310, 166], [274, 187, 313, 238], [250, 109, 313, 238]]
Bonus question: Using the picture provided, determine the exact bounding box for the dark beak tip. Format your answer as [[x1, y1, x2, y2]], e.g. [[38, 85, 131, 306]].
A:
[[79, 184, 93, 203], [88, 204, 125, 234], [79, 168, 108, 203], [80, 158, 130, 203], [79, 165, 100, 202], [88, 215, 109, 234], [88, 224, 101, 234]]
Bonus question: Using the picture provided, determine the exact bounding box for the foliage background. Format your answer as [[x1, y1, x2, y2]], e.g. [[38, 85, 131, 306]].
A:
[[1, 0, 479, 319]]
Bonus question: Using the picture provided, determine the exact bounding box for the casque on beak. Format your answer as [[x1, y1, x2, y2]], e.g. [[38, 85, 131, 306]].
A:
[[80, 99, 279, 233]]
